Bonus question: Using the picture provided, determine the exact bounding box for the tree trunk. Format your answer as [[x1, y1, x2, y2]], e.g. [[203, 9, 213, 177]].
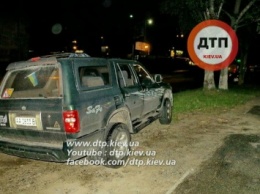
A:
[[238, 51, 248, 85], [203, 70, 216, 89], [218, 67, 228, 90], [217, 0, 241, 90], [234, 0, 242, 14], [203, 0, 221, 90]]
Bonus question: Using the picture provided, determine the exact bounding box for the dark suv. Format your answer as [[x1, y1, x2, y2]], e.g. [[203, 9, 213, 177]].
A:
[[0, 53, 173, 167]]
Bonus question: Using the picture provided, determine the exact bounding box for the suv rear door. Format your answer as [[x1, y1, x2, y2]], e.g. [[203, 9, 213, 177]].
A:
[[74, 59, 116, 135]]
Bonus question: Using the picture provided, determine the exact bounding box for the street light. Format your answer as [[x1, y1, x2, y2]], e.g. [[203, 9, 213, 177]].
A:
[[72, 40, 77, 51], [130, 16, 153, 59], [147, 19, 153, 25], [144, 18, 153, 42], [144, 44, 150, 55]]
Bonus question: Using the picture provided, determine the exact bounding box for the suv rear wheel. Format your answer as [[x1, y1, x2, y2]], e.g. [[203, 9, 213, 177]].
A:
[[105, 124, 131, 168], [159, 99, 172, 124]]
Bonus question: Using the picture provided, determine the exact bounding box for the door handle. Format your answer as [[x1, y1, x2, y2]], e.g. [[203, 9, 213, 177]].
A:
[[141, 88, 148, 92], [125, 93, 130, 97], [114, 95, 122, 106]]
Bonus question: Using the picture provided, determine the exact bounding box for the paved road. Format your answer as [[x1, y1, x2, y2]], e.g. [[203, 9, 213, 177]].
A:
[[162, 68, 204, 93]]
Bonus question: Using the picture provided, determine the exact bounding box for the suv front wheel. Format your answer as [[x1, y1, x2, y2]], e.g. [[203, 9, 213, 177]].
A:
[[159, 99, 172, 124]]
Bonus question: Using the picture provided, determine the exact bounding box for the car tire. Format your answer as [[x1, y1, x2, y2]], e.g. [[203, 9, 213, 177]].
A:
[[159, 99, 172, 125], [105, 123, 131, 168]]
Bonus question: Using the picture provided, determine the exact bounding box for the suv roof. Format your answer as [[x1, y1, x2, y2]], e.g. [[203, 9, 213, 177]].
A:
[[41, 52, 91, 59], [6, 52, 91, 71]]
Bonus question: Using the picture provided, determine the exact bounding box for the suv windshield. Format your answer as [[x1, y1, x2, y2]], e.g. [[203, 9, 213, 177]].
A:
[[1, 66, 60, 98]]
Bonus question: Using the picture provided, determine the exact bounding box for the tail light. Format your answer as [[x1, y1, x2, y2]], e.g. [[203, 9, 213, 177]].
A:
[[63, 110, 80, 133], [29, 57, 41, 62]]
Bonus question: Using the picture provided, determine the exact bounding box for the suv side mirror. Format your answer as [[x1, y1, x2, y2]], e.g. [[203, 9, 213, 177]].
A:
[[141, 77, 153, 87], [154, 74, 163, 83]]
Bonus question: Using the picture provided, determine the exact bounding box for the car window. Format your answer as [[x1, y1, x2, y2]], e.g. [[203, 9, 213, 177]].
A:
[[1, 66, 60, 98], [117, 63, 138, 88], [78, 65, 110, 88], [133, 64, 154, 84]]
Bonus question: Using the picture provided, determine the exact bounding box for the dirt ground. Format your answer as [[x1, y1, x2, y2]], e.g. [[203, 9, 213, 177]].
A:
[[0, 97, 259, 194]]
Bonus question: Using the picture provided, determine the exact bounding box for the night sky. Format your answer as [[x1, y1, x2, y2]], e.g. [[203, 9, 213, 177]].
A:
[[2, 0, 260, 61], [2, 0, 178, 57]]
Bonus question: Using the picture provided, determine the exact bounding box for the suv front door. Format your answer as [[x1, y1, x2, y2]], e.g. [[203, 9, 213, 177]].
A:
[[116, 63, 143, 121], [132, 63, 161, 116]]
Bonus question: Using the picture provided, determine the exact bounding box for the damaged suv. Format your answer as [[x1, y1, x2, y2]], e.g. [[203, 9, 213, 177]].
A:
[[0, 53, 173, 167]]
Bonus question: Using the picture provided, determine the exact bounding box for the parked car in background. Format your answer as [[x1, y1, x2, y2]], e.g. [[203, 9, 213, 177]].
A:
[[245, 63, 260, 84], [247, 64, 260, 73], [228, 63, 239, 83]]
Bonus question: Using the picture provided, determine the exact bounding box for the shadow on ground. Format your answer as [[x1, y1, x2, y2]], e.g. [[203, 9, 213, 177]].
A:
[[175, 134, 260, 194], [248, 106, 260, 116]]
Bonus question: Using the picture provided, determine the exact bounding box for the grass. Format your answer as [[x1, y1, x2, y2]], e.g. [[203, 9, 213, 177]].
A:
[[172, 85, 260, 118]]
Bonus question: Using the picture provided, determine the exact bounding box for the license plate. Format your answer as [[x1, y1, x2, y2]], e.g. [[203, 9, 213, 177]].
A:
[[15, 117, 36, 126]]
